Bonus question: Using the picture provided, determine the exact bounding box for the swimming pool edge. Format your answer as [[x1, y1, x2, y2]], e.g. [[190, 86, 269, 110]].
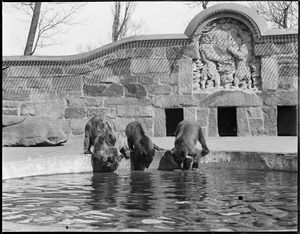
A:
[[2, 150, 297, 180]]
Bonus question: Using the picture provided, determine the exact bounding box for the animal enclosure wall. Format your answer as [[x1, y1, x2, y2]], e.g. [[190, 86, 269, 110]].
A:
[[2, 3, 298, 137]]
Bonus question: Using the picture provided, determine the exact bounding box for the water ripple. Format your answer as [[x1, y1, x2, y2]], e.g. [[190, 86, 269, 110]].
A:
[[3, 169, 297, 232]]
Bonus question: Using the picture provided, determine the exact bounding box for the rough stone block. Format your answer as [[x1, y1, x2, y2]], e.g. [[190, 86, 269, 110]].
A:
[[276, 43, 294, 55], [26, 78, 52, 89], [166, 46, 185, 60], [254, 43, 279, 56], [262, 106, 277, 136], [278, 64, 298, 78], [85, 67, 114, 84], [193, 92, 210, 101], [261, 57, 279, 91], [197, 108, 209, 127], [104, 83, 124, 97], [64, 107, 86, 119], [138, 74, 160, 84], [237, 107, 250, 136], [52, 75, 83, 91], [86, 107, 117, 119], [20, 100, 66, 118], [208, 108, 218, 137], [88, 73, 120, 84], [259, 90, 298, 106], [104, 58, 131, 76], [3, 109, 18, 115], [160, 72, 179, 84], [154, 108, 166, 137], [66, 97, 104, 107], [148, 84, 172, 95], [3, 89, 32, 101], [3, 116, 70, 146], [6, 66, 41, 78], [247, 107, 263, 118], [64, 65, 92, 75], [200, 90, 262, 107], [70, 119, 87, 136], [30, 91, 57, 102], [3, 77, 28, 90], [151, 94, 193, 108], [117, 106, 153, 117], [57, 90, 83, 98], [113, 117, 154, 136], [104, 97, 150, 106], [249, 118, 264, 136], [124, 83, 147, 98], [2, 100, 20, 109], [152, 47, 167, 58], [127, 47, 154, 58], [83, 83, 123, 97], [131, 58, 170, 74], [184, 107, 197, 121], [120, 75, 138, 84], [40, 66, 63, 76], [179, 59, 193, 94], [278, 76, 298, 90], [83, 84, 106, 96]]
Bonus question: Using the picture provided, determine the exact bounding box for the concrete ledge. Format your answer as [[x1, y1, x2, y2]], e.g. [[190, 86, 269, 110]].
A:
[[3, 154, 92, 180], [3, 150, 297, 180], [200, 151, 297, 171]]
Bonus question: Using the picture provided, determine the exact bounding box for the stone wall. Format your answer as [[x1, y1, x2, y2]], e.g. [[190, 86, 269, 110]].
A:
[[2, 3, 298, 137]]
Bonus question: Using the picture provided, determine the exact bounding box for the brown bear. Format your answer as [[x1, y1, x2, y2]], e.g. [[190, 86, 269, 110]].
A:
[[125, 121, 162, 171], [171, 119, 210, 170], [84, 115, 128, 172]]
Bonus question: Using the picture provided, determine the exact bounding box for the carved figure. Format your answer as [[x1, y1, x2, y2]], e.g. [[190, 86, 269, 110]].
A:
[[199, 34, 221, 88], [193, 17, 260, 91], [249, 57, 261, 90], [228, 37, 252, 89]]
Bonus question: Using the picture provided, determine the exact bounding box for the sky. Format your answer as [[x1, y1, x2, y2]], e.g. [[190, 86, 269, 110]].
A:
[[2, 1, 249, 56]]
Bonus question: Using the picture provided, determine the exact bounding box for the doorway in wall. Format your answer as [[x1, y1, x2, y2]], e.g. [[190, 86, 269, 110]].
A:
[[217, 107, 237, 136], [165, 108, 184, 136], [277, 106, 297, 136]]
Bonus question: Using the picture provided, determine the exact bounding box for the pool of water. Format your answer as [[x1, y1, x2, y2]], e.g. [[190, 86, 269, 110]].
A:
[[2, 168, 297, 232]]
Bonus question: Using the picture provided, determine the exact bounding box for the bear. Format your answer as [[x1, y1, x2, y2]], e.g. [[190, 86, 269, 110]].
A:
[[125, 121, 162, 171], [171, 119, 210, 170], [84, 115, 128, 172]]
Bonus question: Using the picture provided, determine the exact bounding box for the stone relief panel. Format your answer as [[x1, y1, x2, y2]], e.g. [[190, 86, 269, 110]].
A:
[[193, 18, 261, 91]]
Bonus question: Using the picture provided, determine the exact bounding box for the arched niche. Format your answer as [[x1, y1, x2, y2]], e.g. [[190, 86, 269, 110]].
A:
[[185, 3, 268, 42], [187, 3, 263, 92]]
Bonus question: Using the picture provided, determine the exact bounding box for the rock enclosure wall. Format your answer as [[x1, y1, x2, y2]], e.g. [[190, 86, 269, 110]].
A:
[[2, 4, 298, 137]]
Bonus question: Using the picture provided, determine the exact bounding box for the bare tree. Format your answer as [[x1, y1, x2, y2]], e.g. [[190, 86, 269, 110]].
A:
[[5, 2, 87, 55], [186, 1, 210, 9], [111, 2, 147, 42], [249, 1, 298, 29]]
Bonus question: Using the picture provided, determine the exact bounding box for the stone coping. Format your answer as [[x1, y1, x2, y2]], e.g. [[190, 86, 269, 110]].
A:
[[2, 33, 188, 62], [3, 149, 297, 180]]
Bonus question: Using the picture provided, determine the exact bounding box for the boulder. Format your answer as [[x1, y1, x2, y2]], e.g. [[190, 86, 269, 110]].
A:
[[2, 115, 70, 146], [158, 150, 181, 171]]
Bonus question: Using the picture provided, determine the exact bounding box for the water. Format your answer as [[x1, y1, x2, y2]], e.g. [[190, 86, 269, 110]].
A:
[[2, 169, 297, 232]]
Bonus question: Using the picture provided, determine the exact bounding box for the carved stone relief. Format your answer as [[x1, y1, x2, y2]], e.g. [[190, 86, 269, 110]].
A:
[[193, 18, 261, 91]]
